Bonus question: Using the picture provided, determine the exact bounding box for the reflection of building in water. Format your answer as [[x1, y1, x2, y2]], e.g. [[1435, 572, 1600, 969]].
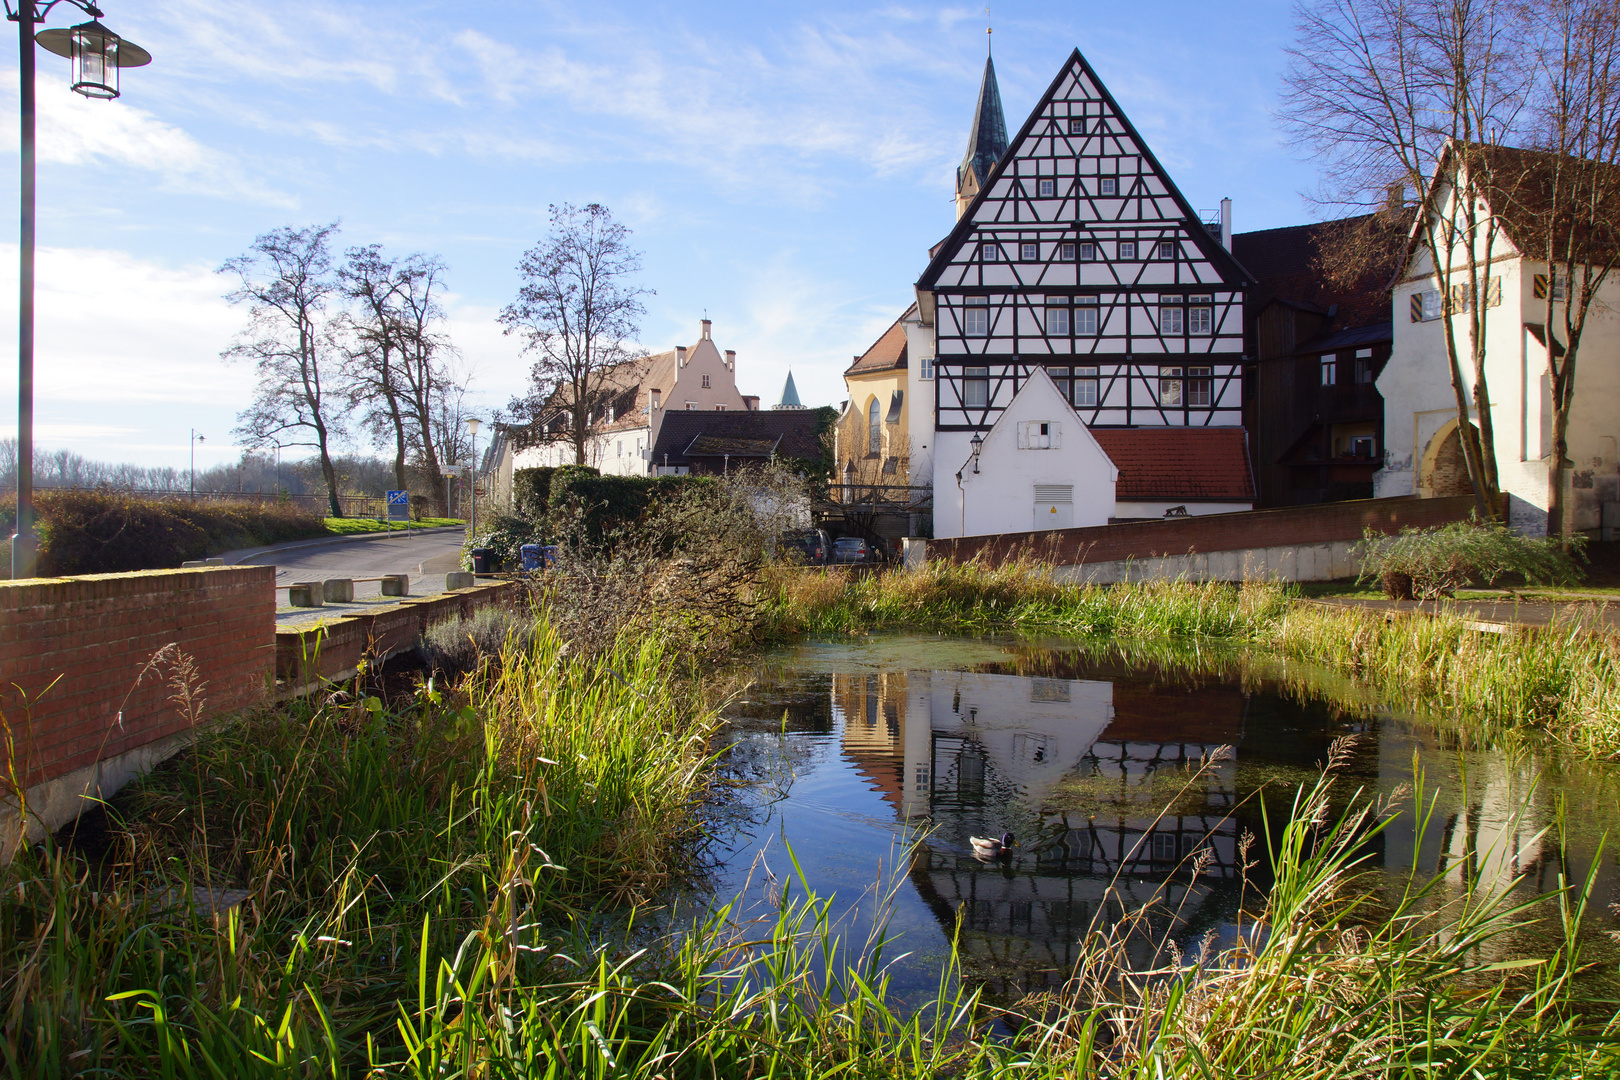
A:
[[832, 663, 1250, 990]]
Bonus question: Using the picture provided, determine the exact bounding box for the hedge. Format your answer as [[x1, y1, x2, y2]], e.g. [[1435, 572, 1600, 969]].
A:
[[0, 491, 328, 577]]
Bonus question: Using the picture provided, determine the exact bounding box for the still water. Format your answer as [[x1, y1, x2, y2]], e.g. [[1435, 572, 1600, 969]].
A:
[[701, 634, 1620, 1000]]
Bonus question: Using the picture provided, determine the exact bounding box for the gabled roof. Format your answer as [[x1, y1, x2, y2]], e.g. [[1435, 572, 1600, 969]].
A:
[[959, 55, 1010, 196], [845, 306, 915, 376], [917, 48, 1254, 291], [1233, 217, 1398, 330], [1091, 428, 1255, 502], [1290, 321, 1393, 357], [649, 409, 825, 468]]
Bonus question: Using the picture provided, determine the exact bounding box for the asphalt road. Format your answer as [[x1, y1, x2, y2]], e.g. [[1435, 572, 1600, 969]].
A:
[[231, 529, 469, 625]]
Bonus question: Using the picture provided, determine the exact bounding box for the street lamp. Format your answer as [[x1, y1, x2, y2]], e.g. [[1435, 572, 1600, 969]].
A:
[[189, 428, 204, 499], [969, 432, 984, 474], [464, 417, 481, 539], [7, 2, 148, 579]]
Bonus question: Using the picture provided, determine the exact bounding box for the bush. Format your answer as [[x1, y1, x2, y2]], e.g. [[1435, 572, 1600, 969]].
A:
[[1355, 520, 1586, 600], [0, 491, 328, 576], [511, 466, 557, 518], [548, 469, 716, 551], [417, 602, 540, 673]]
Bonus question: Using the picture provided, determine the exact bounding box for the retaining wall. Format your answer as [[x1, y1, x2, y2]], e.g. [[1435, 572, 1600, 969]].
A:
[[921, 495, 1481, 581], [0, 567, 275, 856]]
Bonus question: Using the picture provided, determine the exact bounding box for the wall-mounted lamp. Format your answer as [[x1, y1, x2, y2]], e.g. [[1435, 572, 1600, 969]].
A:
[[969, 432, 984, 474]]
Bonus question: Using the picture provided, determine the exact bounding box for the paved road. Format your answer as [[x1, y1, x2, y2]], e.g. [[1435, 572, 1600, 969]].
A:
[[231, 529, 469, 626]]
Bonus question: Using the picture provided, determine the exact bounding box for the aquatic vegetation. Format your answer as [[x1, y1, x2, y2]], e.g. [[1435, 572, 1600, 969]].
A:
[[760, 561, 1620, 756]]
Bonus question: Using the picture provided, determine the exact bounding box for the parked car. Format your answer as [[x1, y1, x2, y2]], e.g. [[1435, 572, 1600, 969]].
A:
[[831, 536, 870, 565], [783, 528, 832, 566]]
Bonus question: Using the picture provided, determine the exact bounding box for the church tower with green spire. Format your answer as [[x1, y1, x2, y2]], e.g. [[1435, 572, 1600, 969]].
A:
[[956, 52, 1009, 218]]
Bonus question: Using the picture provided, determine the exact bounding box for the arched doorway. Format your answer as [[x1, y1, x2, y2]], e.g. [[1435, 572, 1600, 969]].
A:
[[1420, 419, 1479, 498]]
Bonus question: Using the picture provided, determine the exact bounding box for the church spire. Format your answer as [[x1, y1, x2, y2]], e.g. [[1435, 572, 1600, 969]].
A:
[[956, 54, 1009, 219], [773, 370, 805, 410]]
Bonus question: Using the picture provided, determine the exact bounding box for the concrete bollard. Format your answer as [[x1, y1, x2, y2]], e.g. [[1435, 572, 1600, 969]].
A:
[[380, 574, 409, 597], [445, 571, 475, 590], [288, 582, 324, 607], [902, 537, 928, 571], [322, 578, 355, 603]]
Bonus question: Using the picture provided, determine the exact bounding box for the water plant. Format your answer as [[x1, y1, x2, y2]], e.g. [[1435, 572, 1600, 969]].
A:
[[1354, 520, 1587, 599]]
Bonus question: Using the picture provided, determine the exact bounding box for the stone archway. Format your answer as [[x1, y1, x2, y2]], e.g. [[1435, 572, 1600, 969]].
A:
[[1420, 419, 1479, 498]]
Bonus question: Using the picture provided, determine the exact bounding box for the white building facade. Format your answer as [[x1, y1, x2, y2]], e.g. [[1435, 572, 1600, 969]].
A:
[[917, 50, 1254, 538]]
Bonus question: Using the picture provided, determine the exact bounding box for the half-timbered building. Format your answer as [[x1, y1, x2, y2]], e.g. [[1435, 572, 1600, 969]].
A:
[[916, 49, 1255, 538]]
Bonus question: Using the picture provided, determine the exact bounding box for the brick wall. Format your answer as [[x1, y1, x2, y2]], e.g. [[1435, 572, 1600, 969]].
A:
[[0, 567, 276, 790], [929, 495, 1481, 567]]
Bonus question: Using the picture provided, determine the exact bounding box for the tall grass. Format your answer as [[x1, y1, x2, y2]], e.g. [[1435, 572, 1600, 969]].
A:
[[3, 618, 1616, 1075], [761, 561, 1620, 756]]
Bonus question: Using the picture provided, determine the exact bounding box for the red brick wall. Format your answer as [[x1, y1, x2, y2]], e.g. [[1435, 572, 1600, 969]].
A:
[[0, 567, 275, 789], [929, 495, 1481, 566]]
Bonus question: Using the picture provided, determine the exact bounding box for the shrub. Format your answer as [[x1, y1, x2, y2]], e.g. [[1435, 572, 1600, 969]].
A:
[[417, 602, 540, 673], [1355, 520, 1586, 600], [511, 466, 557, 518], [0, 491, 327, 576], [547, 469, 715, 551]]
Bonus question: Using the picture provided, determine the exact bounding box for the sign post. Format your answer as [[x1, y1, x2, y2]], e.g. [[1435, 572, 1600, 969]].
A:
[[386, 490, 409, 535]]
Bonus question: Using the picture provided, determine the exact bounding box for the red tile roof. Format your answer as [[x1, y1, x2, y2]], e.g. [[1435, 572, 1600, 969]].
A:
[[1092, 428, 1255, 502], [845, 306, 914, 376]]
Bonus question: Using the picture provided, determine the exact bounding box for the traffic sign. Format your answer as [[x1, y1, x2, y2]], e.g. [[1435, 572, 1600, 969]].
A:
[[386, 489, 410, 521]]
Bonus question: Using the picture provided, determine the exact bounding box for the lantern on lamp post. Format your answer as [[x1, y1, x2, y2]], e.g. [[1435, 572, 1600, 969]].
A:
[[7, 2, 148, 579]]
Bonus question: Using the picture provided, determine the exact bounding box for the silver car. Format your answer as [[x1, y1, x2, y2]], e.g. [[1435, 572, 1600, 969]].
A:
[[831, 537, 870, 564]]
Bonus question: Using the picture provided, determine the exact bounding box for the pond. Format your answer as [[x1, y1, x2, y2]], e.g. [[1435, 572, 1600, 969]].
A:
[[700, 633, 1620, 1002]]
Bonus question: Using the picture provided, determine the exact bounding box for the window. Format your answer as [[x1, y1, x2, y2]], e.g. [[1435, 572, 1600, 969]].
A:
[[1187, 366, 1212, 406], [1152, 833, 1177, 862], [1100, 177, 1118, 196], [1021, 242, 1039, 261], [1020, 420, 1060, 449], [1160, 366, 1183, 406], [685, 401, 696, 410], [963, 297, 989, 336], [1189, 295, 1212, 334], [1409, 289, 1443, 322], [1157, 241, 1176, 259], [1079, 242, 1097, 261], [1119, 241, 1137, 259], [1321, 357, 1337, 385], [1355, 347, 1374, 383], [868, 397, 882, 454], [1076, 296, 1099, 335], [1068, 117, 1085, 134], [617, 440, 623, 457], [964, 365, 989, 408], [1533, 272, 1567, 300], [715, 403, 726, 411], [1060, 242, 1076, 261], [919, 355, 935, 380], [1160, 304, 1184, 334], [1038, 178, 1056, 197], [650, 390, 661, 409], [701, 373, 711, 388], [1350, 435, 1376, 458], [1045, 306, 1070, 335], [981, 242, 999, 261], [1074, 365, 1099, 406]]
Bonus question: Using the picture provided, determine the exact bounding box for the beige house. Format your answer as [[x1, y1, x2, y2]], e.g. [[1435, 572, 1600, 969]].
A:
[[838, 308, 914, 487], [509, 318, 759, 480]]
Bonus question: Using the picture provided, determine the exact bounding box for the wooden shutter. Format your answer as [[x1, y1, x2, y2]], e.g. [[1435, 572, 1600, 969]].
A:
[[1410, 293, 1424, 322]]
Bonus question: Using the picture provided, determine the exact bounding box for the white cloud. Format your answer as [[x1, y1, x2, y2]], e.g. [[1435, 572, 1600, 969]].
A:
[[0, 72, 294, 207]]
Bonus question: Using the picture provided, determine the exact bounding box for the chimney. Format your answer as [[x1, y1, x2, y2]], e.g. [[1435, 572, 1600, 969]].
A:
[[700, 319, 712, 340], [724, 349, 735, 370], [742, 395, 760, 411], [675, 345, 687, 365], [1220, 197, 1233, 252]]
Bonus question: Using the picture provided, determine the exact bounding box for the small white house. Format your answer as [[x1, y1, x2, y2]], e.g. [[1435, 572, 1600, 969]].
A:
[[1376, 143, 1620, 534], [945, 368, 1119, 536]]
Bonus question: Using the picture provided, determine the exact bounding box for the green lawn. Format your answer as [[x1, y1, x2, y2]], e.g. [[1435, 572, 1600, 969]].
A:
[[323, 516, 464, 535]]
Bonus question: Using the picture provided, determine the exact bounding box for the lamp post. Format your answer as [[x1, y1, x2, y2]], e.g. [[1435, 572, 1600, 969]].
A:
[[464, 417, 481, 539], [189, 428, 204, 499], [969, 432, 984, 475], [6, 2, 148, 578]]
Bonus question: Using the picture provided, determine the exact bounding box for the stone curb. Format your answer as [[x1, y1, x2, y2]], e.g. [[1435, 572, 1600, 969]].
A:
[[222, 525, 467, 566]]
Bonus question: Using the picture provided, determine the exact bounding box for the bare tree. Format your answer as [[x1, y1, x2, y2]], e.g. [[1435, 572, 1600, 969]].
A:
[[1282, 0, 1533, 519], [1505, 0, 1620, 535], [339, 244, 412, 492], [221, 223, 347, 517], [392, 255, 457, 515], [499, 203, 651, 467]]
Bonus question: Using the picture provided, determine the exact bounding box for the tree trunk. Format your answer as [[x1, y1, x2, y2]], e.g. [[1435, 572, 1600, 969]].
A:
[[314, 421, 342, 518]]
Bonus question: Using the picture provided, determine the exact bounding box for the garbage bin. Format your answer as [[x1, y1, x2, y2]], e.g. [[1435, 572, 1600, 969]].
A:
[[470, 547, 496, 575], [519, 544, 543, 572]]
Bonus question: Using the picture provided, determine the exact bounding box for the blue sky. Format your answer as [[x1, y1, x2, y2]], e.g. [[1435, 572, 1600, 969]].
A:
[[0, 0, 1319, 472]]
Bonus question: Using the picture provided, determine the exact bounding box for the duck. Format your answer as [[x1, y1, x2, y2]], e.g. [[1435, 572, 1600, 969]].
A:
[[969, 832, 1015, 857]]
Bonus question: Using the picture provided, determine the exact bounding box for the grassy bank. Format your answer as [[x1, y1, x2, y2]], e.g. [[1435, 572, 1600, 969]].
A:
[[322, 516, 463, 535], [758, 561, 1620, 757]]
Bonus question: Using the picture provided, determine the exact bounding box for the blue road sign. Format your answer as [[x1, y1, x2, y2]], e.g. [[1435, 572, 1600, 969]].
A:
[[386, 489, 410, 521]]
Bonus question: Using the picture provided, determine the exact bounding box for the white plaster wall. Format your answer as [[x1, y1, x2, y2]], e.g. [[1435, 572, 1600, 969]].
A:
[[904, 312, 936, 508], [936, 369, 1118, 538]]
